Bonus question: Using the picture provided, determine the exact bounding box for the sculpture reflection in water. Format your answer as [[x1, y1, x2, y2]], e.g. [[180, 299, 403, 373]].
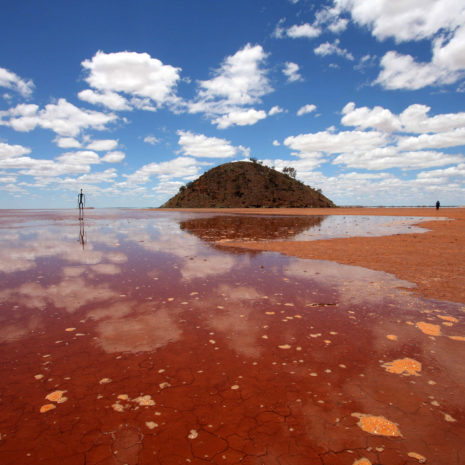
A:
[[78, 216, 86, 249], [77, 188, 86, 248]]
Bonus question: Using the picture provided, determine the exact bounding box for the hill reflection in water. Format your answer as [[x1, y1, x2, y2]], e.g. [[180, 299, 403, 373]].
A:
[[179, 214, 326, 243]]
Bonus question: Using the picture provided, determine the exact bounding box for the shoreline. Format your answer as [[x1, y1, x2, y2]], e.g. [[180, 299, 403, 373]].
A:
[[160, 207, 465, 304]]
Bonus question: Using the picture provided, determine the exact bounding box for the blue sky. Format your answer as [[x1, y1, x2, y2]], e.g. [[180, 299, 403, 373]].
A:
[[1, 0, 464, 208]]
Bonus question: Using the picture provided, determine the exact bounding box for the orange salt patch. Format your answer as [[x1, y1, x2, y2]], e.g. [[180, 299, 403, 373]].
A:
[[352, 413, 402, 437], [437, 315, 458, 323], [353, 459, 372, 465], [449, 335, 465, 341], [442, 322, 453, 327], [278, 344, 291, 349], [45, 390, 67, 403], [112, 403, 125, 412], [133, 394, 155, 406], [265, 312, 275, 315], [416, 321, 441, 336], [65, 328, 76, 332], [386, 334, 397, 341], [408, 452, 426, 463], [382, 358, 421, 376], [40, 404, 56, 413]]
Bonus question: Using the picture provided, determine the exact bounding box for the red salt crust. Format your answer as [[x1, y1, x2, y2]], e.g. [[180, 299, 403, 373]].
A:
[[163, 207, 465, 304]]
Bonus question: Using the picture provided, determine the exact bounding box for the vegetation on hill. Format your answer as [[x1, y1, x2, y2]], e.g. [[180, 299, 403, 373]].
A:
[[160, 161, 335, 208]]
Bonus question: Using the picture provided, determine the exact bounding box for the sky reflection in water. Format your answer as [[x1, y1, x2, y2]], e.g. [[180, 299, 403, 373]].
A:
[[0, 210, 464, 465]]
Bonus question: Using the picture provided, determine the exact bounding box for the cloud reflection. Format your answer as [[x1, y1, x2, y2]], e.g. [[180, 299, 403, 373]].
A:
[[95, 307, 182, 354]]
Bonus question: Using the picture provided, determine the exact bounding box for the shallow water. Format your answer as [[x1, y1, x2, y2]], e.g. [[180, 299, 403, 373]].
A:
[[179, 213, 436, 243], [0, 210, 463, 465]]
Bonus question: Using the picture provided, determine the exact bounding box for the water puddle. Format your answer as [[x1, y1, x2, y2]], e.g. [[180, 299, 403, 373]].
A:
[[0, 210, 463, 465], [179, 213, 438, 243]]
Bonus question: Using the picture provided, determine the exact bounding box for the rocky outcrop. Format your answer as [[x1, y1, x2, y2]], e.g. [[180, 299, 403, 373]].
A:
[[160, 161, 335, 208]]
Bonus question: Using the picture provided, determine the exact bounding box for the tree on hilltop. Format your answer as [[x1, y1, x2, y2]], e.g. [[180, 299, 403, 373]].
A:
[[282, 166, 296, 179]]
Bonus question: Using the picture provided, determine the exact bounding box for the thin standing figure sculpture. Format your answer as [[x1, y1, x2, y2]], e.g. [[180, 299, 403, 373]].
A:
[[78, 189, 86, 219]]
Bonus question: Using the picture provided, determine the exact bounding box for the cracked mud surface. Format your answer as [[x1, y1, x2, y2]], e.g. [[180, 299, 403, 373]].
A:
[[0, 209, 464, 465]]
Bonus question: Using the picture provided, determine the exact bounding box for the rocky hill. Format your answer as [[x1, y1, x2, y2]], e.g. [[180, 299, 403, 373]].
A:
[[160, 161, 335, 208]]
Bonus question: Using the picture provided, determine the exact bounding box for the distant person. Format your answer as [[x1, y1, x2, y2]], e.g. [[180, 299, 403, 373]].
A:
[[436, 200, 440, 210], [78, 189, 86, 211]]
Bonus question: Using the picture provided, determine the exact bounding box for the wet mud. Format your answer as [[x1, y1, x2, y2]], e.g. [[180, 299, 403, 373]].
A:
[[0, 209, 464, 465]]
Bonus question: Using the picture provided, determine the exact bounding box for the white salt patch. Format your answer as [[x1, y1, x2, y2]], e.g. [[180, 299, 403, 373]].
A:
[[188, 429, 198, 439]]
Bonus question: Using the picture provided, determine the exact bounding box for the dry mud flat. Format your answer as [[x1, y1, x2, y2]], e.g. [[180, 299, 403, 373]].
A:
[[0, 209, 464, 465]]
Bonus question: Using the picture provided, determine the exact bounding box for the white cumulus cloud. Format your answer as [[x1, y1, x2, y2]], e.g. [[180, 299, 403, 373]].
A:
[[334, 0, 465, 89], [397, 128, 465, 151], [213, 109, 267, 129], [342, 102, 465, 135], [102, 151, 125, 163], [78, 89, 131, 111], [55, 150, 101, 166], [268, 106, 284, 116], [123, 156, 207, 186], [0, 68, 34, 97], [335, 0, 465, 43], [177, 130, 247, 158], [297, 104, 317, 116], [285, 129, 388, 156], [283, 62, 303, 82], [54, 137, 82, 149], [81, 50, 182, 111], [189, 44, 271, 128], [87, 139, 118, 151], [0, 142, 31, 160], [0, 99, 117, 136], [314, 39, 354, 60], [144, 135, 160, 145], [341, 102, 401, 132], [375, 51, 461, 90], [333, 148, 463, 170], [191, 44, 271, 113], [287, 23, 322, 39]]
